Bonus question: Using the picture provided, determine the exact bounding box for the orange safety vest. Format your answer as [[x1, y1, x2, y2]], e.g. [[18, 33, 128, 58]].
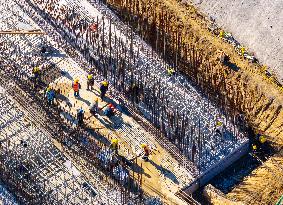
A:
[[144, 147, 150, 156], [73, 83, 80, 92]]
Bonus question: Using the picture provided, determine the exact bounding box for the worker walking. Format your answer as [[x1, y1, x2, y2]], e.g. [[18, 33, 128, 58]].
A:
[[87, 74, 94, 90], [215, 121, 224, 138], [72, 79, 81, 98], [45, 86, 55, 105], [77, 108, 84, 126], [110, 138, 119, 155], [100, 81, 108, 101], [141, 143, 150, 162], [32, 66, 41, 87]]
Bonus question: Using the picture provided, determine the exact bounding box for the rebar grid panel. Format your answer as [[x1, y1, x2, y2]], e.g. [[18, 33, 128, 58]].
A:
[[0, 4, 146, 202], [16, 0, 249, 172], [0, 89, 110, 204], [3, 0, 198, 181], [0, 40, 144, 205]]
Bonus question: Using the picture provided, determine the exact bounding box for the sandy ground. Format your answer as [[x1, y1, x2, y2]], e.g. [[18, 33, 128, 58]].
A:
[[190, 0, 283, 82]]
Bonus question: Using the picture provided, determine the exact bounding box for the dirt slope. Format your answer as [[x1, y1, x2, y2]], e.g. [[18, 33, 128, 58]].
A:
[[190, 0, 283, 82], [103, 0, 283, 204]]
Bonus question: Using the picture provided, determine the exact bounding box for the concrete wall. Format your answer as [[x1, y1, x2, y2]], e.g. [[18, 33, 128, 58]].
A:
[[182, 140, 249, 194], [190, 0, 283, 82]]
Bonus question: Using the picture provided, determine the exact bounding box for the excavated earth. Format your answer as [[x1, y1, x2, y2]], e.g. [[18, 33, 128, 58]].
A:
[[103, 0, 283, 204]]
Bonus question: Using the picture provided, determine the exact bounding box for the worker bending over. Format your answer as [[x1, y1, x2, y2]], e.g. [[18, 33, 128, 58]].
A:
[[87, 74, 94, 90], [141, 143, 150, 162], [72, 79, 81, 98], [103, 103, 116, 118], [100, 81, 108, 101]]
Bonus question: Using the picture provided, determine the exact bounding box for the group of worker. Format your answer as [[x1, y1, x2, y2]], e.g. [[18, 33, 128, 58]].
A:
[[71, 75, 109, 101], [110, 138, 150, 162]]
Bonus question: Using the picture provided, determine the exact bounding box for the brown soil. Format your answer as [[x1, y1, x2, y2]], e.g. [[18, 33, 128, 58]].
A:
[[104, 0, 283, 204]]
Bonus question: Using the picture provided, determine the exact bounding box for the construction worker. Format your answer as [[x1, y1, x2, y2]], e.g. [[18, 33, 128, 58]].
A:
[[45, 85, 55, 105], [110, 138, 119, 154], [32, 66, 41, 86], [219, 30, 224, 38], [100, 81, 108, 101], [215, 121, 224, 137], [77, 108, 84, 126], [256, 130, 267, 144], [129, 83, 140, 103], [72, 79, 81, 98], [251, 143, 258, 157], [141, 143, 150, 162], [104, 103, 115, 118], [87, 74, 94, 90], [89, 97, 99, 115], [167, 67, 175, 77]]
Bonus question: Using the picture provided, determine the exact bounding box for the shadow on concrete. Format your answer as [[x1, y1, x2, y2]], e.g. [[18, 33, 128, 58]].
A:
[[86, 128, 110, 145], [56, 93, 72, 107], [128, 157, 151, 179], [96, 115, 115, 131], [61, 70, 73, 81], [77, 96, 91, 106], [149, 160, 179, 185]]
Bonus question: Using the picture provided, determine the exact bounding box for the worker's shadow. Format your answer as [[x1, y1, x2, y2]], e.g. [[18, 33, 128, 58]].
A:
[[86, 128, 110, 145], [129, 160, 151, 179], [56, 93, 72, 107], [224, 61, 240, 72], [77, 96, 91, 106], [96, 115, 115, 131], [149, 160, 179, 185], [61, 70, 73, 81]]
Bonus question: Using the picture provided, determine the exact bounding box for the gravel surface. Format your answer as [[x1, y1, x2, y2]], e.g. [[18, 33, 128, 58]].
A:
[[191, 0, 283, 82]]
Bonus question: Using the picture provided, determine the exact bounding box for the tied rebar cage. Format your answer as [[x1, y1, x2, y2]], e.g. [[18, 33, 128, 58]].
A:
[[0, 2, 147, 203], [14, 0, 249, 173]]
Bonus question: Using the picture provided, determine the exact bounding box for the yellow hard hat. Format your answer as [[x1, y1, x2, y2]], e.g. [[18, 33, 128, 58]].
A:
[[34, 67, 39, 72], [259, 135, 267, 144], [216, 121, 223, 126], [74, 79, 79, 83], [47, 86, 51, 91], [111, 139, 118, 144], [141, 143, 147, 148], [87, 74, 93, 80], [252, 144, 257, 150], [102, 81, 108, 86]]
